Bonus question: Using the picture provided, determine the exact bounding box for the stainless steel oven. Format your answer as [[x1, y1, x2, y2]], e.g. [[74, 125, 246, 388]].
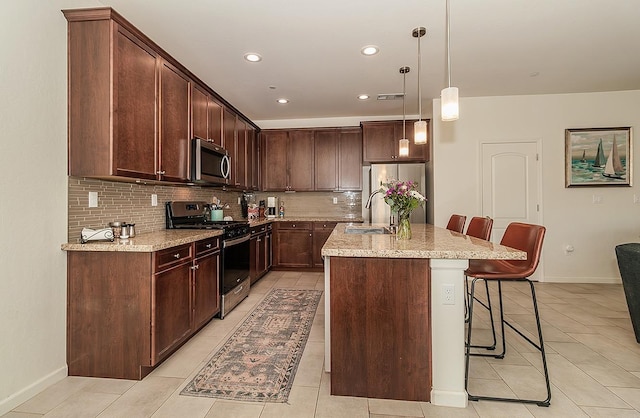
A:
[[220, 233, 250, 318]]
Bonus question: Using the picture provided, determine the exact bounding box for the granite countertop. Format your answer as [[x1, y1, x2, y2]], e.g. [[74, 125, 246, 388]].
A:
[[61, 229, 223, 252], [321, 223, 527, 260]]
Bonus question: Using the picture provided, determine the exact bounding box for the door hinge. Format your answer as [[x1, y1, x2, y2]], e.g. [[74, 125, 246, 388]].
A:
[[536, 153, 539, 161], [537, 204, 540, 212]]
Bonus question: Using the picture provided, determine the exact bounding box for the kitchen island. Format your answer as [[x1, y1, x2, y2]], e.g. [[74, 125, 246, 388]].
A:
[[321, 223, 526, 408]]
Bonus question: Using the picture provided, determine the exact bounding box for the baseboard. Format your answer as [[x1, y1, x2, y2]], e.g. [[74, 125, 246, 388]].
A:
[[430, 389, 468, 408], [542, 276, 622, 284], [0, 365, 68, 416]]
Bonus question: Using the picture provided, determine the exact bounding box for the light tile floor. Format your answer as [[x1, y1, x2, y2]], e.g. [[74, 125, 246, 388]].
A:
[[4, 272, 640, 417]]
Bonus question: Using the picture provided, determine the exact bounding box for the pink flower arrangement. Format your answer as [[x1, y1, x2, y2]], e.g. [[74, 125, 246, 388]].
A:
[[379, 180, 426, 215]]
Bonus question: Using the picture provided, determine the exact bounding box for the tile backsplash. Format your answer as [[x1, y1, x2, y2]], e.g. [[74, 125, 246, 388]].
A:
[[68, 177, 361, 242]]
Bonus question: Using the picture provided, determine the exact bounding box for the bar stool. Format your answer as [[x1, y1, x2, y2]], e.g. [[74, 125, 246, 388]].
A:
[[446, 214, 467, 233], [464, 222, 551, 406], [463, 217, 494, 341]]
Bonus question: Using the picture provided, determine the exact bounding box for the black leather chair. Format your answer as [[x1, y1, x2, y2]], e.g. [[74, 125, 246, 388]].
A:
[[615, 243, 640, 343]]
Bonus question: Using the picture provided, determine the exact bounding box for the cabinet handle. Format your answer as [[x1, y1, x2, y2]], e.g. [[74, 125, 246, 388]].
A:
[[309, 233, 312, 237], [257, 238, 261, 242], [206, 243, 212, 248], [157, 170, 166, 175], [233, 285, 244, 295], [173, 253, 180, 259], [191, 264, 199, 270], [323, 224, 327, 227], [292, 224, 296, 228]]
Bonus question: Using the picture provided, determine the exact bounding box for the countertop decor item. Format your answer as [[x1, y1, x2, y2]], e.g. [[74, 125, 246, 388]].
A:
[[181, 289, 322, 402], [379, 180, 426, 240]]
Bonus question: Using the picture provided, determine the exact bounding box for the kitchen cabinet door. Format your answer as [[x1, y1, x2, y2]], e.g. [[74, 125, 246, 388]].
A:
[[314, 130, 338, 191], [338, 128, 363, 190], [313, 222, 337, 268], [192, 84, 208, 140], [362, 120, 428, 163], [208, 99, 223, 146], [152, 262, 192, 364], [288, 130, 315, 191], [247, 125, 258, 190], [235, 119, 247, 189], [113, 26, 158, 179], [193, 250, 220, 329], [274, 223, 313, 268], [261, 130, 288, 191], [223, 108, 237, 186], [159, 59, 191, 182]]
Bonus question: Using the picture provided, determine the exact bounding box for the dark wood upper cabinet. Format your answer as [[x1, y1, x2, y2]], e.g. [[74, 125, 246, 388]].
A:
[[288, 130, 315, 191], [64, 8, 255, 185], [338, 128, 363, 190], [192, 84, 208, 141], [260, 130, 289, 191], [159, 60, 190, 182], [362, 120, 429, 163], [236, 119, 247, 189], [247, 125, 259, 191], [314, 130, 339, 191]]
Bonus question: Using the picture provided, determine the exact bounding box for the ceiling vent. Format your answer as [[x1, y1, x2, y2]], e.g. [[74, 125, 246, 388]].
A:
[[377, 93, 404, 101]]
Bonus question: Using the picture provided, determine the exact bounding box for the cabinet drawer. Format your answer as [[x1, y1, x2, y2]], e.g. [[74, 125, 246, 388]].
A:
[[250, 224, 269, 236], [313, 222, 338, 231], [195, 237, 220, 256], [155, 244, 193, 271], [277, 221, 312, 230]]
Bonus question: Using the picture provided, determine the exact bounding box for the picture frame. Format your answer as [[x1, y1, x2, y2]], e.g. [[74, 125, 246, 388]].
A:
[[565, 127, 632, 187]]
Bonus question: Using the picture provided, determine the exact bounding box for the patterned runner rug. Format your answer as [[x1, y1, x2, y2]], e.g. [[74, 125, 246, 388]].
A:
[[180, 288, 323, 402]]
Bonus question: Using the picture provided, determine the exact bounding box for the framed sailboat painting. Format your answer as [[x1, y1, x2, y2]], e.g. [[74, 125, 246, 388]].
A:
[[565, 127, 632, 187]]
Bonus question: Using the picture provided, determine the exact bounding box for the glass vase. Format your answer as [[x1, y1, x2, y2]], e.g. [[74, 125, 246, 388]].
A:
[[396, 211, 412, 240]]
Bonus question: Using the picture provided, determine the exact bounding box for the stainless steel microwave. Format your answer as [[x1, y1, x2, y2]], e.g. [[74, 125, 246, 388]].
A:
[[190, 139, 230, 185]]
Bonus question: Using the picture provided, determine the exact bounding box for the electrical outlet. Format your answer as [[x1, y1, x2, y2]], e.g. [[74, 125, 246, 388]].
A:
[[442, 284, 455, 305], [332, 197, 338, 204], [88, 192, 98, 208], [151, 194, 158, 206], [634, 195, 640, 204], [592, 195, 603, 204]]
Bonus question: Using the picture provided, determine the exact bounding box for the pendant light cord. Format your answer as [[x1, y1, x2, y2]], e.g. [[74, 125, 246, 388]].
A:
[[446, 0, 451, 88], [417, 30, 422, 122], [403, 70, 406, 138]]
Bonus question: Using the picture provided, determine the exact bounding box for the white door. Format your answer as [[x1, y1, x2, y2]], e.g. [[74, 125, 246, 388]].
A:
[[481, 142, 542, 278]]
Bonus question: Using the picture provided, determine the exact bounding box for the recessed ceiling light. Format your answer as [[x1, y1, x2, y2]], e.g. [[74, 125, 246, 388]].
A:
[[277, 98, 289, 104], [357, 94, 370, 100], [244, 53, 262, 62], [361, 45, 379, 56]]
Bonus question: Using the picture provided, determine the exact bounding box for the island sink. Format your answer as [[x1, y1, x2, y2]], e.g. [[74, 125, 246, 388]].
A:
[[344, 225, 393, 234]]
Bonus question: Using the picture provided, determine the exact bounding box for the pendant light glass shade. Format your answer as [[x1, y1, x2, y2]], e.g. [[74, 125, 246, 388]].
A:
[[414, 120, 427, 144], [441, 86, 459, 121], [399, 138, 410, 156]]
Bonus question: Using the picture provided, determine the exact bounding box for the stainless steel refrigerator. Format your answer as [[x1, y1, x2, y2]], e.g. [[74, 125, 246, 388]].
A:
[[363, 163, 426, 224]]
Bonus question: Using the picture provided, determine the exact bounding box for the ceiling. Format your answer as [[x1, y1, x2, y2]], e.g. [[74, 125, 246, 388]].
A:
[[99, 0, 640, 123]]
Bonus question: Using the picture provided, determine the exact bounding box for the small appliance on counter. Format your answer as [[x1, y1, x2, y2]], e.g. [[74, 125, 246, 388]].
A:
[[267, 196, 278, 218]]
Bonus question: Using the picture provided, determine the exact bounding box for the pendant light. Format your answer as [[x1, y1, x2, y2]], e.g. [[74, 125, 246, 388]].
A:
[[412, 27, 427, 144], [441, 0, 459, 121], [399, 66, 410, 157]]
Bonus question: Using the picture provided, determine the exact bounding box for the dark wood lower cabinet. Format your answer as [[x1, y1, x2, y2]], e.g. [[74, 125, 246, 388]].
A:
[[250, 224, 272, 284], [67, 238, 220, 380], [273, 222, 313, 269], [313, 222, 337, 268], [329, 257, 431, 402]]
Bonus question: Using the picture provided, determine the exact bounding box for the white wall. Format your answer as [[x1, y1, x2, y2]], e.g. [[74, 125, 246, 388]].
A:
[[432, 90, 640, 283], [0, 0, 98, 414]]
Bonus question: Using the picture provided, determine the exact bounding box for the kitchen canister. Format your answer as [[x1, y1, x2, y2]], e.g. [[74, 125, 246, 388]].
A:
[[211, 209, 224, 221]]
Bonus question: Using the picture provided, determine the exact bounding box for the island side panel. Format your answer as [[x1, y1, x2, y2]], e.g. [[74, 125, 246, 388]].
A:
[[330, 256, 431, 402], [67, 251, 152, 379]]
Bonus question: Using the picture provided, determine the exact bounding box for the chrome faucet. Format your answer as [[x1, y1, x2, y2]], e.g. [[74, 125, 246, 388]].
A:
[[365, 189, 382, 209]]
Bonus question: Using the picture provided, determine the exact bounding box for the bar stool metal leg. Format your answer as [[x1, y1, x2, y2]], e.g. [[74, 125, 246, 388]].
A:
[[466, 279, 551, 407]]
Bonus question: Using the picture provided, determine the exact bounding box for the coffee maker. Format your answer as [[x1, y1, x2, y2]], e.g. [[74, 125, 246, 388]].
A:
[[266, 196, 277, 218]]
